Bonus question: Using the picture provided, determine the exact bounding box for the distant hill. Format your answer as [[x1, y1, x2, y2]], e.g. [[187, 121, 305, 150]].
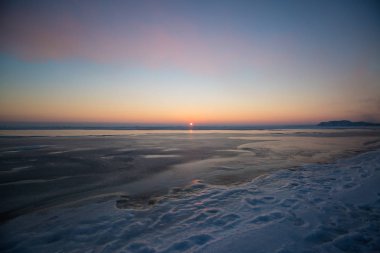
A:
[[318, 120, 380, 127]]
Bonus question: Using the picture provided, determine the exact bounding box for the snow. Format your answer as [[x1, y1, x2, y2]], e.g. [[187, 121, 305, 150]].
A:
[[1, 150, 380, 253]]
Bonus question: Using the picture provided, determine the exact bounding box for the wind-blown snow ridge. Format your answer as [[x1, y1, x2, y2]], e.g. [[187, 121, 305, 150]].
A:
[[1, 150, 380, 253]]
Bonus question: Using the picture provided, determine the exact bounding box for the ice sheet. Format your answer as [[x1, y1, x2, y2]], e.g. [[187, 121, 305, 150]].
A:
[[1, 149, 379, 252]]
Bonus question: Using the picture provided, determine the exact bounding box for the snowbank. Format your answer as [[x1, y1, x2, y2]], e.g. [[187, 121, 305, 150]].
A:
[[1, 150, 380, 253]]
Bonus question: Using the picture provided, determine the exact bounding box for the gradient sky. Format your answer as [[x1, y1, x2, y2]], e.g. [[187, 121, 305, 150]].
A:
[[0, 0, 379, 125]]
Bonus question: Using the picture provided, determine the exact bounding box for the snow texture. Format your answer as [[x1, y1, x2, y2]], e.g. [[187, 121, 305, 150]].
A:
[[1, 150, 380, 253]]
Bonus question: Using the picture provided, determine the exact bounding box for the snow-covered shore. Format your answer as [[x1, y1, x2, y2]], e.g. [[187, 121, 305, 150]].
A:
[[1, 149, 380, 253]]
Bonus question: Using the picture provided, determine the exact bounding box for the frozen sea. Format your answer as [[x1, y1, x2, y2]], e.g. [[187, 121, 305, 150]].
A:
[[0, 129, 380, 252]]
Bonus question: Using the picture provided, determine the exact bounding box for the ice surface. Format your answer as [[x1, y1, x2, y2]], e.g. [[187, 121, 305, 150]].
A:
[[3, 129, 379, 220], [1, 149, 380, 253]]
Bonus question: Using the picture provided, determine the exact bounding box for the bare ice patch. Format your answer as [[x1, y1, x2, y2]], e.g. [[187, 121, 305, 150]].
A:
[[0, 176, 73, 186], [143, 154, 181, 159], [218, 149, 252, 153], [0, 166, 32, 174], [48, 147, 95, 155]]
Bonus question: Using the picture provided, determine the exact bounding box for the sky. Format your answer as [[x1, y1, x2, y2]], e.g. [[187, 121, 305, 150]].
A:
[[0, 0, 379, 125]]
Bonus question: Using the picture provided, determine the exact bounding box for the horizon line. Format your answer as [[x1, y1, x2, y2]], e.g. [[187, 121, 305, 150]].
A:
[[1, 122, 379, 131]]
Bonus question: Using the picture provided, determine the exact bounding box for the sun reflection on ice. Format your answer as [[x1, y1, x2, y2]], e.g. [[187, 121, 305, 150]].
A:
[[189, 122, 194, 134]]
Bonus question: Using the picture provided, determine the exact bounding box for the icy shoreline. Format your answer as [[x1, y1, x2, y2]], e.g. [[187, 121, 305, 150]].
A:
[[1, 149, 380, 253]]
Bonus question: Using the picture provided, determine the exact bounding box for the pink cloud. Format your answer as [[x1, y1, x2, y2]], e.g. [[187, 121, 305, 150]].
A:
[[0, 5, 293, 75]]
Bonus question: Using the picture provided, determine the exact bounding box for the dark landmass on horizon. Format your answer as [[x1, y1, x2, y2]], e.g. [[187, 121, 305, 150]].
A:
[[318, 120, 380, 127]]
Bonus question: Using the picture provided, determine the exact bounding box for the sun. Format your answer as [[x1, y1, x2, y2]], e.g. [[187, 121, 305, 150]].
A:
[[189, 122, 193, 126]]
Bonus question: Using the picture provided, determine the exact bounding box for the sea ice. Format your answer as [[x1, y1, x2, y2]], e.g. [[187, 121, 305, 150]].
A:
[[1, 149, 379, 252]]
